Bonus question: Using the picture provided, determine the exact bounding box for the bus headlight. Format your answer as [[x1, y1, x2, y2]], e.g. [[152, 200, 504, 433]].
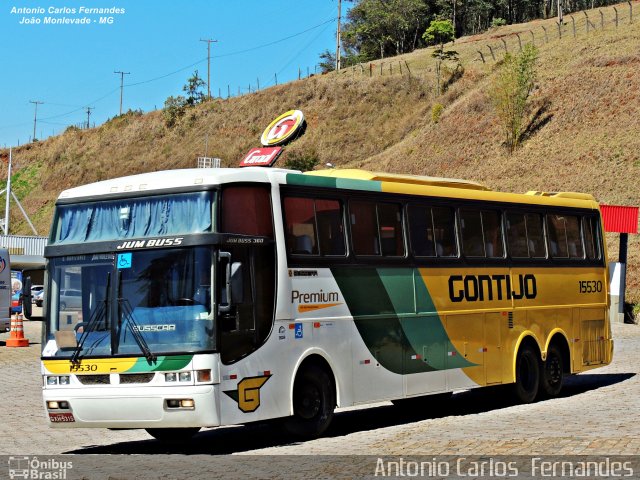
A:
[[178, 372, 191, 382], [165, 373, 177, 382], [46, 376, 58, 385], [58, 376, 70, 385]]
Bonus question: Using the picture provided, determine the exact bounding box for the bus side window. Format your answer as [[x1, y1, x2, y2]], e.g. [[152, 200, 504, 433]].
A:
[[507, 213, 529, 258], [482, 210, 504, 258], [565, 215, 584, 258], [316, 199, 346, 256], [350, 201, 379, 256], [408, 205, 436, 257], [583, 216, 600, 260], [283, 197, 318, 255], [460, 209, 485, 257], [432, 207, 457, 257], [547, 214, 567, 258], [525, 213, 546, 258], [377, 203, 404, 256]]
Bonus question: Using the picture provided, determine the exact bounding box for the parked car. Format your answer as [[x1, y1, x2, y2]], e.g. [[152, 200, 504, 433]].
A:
[[31, 285, 44, 303], [59, 289, 82, 311], [34, 290, 45, 307]]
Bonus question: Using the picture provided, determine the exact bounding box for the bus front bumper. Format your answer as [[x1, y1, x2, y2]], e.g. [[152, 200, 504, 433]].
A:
[[43, 384, 221, 428]]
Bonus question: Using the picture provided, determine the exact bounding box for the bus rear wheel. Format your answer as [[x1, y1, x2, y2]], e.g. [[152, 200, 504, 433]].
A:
[[284, 364, 336, 438], [145, 427, 200, 442], [513, 344, 540, 404], [540, 344, 564, 398]]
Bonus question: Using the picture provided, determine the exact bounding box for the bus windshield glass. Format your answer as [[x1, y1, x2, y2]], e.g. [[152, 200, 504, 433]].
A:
[[42, 247, 215, 358], [51, 191, 214, 244]]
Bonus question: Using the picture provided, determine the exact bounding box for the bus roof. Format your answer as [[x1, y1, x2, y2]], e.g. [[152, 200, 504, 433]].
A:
[[57, 166, 598, 210]]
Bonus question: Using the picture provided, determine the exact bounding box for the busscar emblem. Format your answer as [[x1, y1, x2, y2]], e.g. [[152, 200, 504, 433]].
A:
[[223, 375, 271, 413]]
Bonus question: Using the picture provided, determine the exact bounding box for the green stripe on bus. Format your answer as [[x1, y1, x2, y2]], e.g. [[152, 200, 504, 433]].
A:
[[286, 173, 382, 192], [331, 267, 434, 374], [128, 355, 193, 372], [332, 267, 476, 373]]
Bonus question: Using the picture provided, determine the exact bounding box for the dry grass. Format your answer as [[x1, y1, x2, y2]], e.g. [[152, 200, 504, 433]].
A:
[[2, 2, 639, 299]]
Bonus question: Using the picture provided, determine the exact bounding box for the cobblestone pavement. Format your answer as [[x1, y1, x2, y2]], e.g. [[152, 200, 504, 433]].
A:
[[1, 320, 638, 460]]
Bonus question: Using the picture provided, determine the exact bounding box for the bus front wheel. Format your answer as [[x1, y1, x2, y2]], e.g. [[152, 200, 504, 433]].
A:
[[513, 344, 540, 404], [540, 344, 564, 398], [145, 427, 200, 442], [284, 364, 336, 438]]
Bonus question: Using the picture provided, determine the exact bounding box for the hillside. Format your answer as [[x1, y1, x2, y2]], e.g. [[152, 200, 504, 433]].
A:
[[2, 3, 639, 301]]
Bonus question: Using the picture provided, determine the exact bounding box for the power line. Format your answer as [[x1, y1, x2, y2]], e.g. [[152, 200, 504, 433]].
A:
[[114, 70, 131, 115], [212, 17, 336, 59]]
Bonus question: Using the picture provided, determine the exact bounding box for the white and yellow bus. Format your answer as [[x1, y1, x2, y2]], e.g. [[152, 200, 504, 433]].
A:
[[41, 167, 613, 440]]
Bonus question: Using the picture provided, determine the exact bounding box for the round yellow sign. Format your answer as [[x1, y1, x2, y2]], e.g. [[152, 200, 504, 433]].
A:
[[260, 110, 305, 146]]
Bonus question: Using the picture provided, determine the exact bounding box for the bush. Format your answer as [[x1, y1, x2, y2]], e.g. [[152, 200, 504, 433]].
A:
[[163, 95, 187, 128], [431, 103, 444, 123], [283, 148, 320, 172], [489, 43, 538, 152], [491, 18, 507, 28]]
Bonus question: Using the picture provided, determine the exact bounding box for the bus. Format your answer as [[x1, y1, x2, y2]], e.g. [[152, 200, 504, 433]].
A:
[[41, 167, 613, 440]]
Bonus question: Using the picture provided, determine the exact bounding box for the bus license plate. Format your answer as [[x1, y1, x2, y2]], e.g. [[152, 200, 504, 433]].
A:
[[49, 412, 75, 423]]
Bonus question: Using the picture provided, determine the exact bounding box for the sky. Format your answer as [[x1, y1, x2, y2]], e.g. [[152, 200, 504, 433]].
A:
[[0, 0, 346, 147]]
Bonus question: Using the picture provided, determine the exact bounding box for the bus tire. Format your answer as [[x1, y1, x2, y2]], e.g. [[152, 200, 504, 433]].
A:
[[145, 427, 200, 442], [540, 344, 564, 398], [513, 344, 540, 404], [284, 364, 336, 438]]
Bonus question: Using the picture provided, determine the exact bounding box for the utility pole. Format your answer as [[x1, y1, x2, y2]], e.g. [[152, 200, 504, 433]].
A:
[[114, 70, 130, 115], [200, 38, 218, 99], [29, 100, 43, 142], [85, 106, 94, 129], [336, 0, 342, 71], [4, 148, 11, 234]]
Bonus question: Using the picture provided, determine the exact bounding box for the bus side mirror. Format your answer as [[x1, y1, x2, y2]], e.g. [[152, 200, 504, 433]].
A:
[[230, 262, 244, 304], [22, 277, 32, 320]]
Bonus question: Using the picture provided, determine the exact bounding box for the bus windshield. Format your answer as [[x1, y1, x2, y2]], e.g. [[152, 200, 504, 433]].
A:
[[42, 247, 215, 358]]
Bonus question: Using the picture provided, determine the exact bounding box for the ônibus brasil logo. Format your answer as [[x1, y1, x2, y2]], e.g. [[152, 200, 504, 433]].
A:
[[260, 110, 305, 146]]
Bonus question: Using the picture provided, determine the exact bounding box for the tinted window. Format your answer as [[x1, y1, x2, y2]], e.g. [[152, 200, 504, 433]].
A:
[[283, 197, 346, 256], [222, 186, 273, 237], [526, 213, 546, 258], [460, 209, 484, 257], [507, 212, 546, 258], [583, 216, 600, 260], [350, 201, 404, 257], [548, 214, 583, 259], [460, 209, 504, 258], [409, 205, 457, 257], [377, 203, 404, 256]]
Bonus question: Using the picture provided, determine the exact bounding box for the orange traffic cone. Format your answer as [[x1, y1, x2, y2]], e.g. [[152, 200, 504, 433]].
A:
[[6, 313, 29, 347]]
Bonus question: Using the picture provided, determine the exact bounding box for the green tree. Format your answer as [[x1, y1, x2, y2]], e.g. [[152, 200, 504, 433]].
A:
[[318, 49, 336, 74], [422, 19, 456, 96], [489, 43, 538, 152], [341, 0, 430, 62], [183, 70, 206, 106]]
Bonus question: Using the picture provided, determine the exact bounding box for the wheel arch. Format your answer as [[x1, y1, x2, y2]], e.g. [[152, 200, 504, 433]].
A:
[[511, 331, 543, 383], [288, 349, 340, 414], [545, 329, 572, 374]]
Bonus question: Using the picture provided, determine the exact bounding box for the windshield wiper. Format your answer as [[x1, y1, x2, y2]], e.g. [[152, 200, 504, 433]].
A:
[[116, 270, 156, 363], [71, 273, 110, 364], [118, 298, 157, 363]]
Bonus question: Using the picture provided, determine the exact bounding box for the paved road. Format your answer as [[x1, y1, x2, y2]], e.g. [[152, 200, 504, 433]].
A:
[[1, 320, 638, 477]]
